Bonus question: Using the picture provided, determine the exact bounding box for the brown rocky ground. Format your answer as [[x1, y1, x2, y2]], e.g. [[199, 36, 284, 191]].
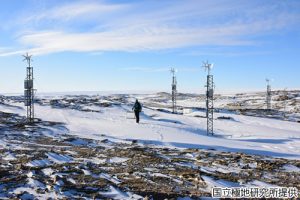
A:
[[0, 110, 299, 199]]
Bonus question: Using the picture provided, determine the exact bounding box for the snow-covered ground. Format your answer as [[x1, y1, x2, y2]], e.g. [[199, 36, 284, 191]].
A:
[[1, 91, 300, 199], [1, 91, 300, 160], [36, 104, 300, 160]]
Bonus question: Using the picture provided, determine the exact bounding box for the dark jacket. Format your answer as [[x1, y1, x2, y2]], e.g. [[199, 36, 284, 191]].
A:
[[132, 101, 142, 112]]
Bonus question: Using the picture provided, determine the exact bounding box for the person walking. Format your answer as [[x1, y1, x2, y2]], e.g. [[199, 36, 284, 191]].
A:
[[132, 99, 142, 123]]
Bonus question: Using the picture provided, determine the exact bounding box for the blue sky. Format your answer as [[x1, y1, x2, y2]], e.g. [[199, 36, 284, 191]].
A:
[[0, 0, 299, 93]]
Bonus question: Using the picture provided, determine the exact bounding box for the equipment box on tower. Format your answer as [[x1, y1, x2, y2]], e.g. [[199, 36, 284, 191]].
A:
[[24, 80, 33, 89]]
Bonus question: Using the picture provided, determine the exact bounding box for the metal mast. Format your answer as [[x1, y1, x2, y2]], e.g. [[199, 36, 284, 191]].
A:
[[283, 88, 288, 119], [23, 53, 35, 123], [203, 61, 214, 135], [266, 79, 272, 111], [170, 68, 177, 114]]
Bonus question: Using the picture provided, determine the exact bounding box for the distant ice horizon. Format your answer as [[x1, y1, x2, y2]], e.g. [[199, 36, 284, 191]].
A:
[[1, 88, 299, 97]]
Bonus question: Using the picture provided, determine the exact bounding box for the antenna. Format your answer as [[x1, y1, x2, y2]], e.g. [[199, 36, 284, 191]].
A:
[[266, 78, 272, 111], [203, 61, 214, 135], [170, 67, 177, 114], [23, 53, 35, 123]]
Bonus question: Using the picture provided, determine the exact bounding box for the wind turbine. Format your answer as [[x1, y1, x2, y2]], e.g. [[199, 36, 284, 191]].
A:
[[203, 61, 213, 75], [23, 53, 33, 67]]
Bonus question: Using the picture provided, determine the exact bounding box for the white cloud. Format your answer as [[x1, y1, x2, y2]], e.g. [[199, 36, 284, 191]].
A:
[[183, 49, 272, 57], [1, 25, 254, 56], [22, 1, 126, 23], [1, 0, 300, 56]]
